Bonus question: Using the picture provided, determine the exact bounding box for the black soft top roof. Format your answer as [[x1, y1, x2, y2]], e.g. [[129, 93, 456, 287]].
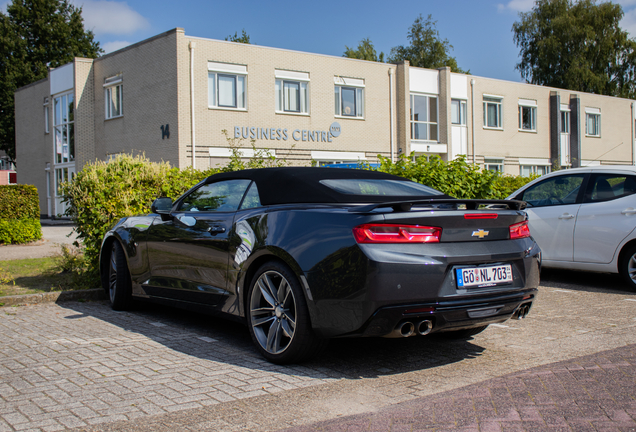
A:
[[204, 167, 449, 205]]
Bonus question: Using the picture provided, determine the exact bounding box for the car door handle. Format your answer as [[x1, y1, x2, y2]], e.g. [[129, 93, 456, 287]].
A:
[[621, 208, 636, 215], [558, 213, 575, 219], [207, 225, 226, 233]]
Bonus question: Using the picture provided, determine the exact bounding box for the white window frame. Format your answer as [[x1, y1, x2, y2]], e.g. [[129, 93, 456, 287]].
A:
[[484, 158, 504, 173], [483, 95, 503, 129], [585, 107, 601, 137], [518, 99, 537, 132], [43, 97, 50, 134], [208, 62, 247, 111], [451, 99, 467, 125], [560, 108, 570, 134], [410, 93, 438, 142], [334, 77, 364, 119], [275, 70, 309, 115], [53, 91, 74, 164], [104, 75, 123, 120]]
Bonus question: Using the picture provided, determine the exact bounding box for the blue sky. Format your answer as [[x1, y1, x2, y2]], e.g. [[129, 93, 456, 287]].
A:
[[4, 0, 636, 82]]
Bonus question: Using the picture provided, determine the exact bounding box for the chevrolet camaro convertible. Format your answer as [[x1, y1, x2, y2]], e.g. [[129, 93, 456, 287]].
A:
[[100, 167, 540, 364]]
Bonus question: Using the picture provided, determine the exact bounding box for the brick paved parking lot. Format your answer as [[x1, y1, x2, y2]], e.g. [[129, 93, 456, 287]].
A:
[[1, 269, 635, 431]]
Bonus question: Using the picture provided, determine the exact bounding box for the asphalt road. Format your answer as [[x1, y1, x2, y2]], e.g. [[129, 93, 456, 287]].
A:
[[0, 269, 635, 431]]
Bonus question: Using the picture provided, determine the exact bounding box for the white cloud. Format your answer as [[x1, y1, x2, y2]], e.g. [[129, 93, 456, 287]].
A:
[[497, 0, 535, 13], [621, 8, 636, 38], [102, 40, 132, 53], [73, 0, 149, 36]]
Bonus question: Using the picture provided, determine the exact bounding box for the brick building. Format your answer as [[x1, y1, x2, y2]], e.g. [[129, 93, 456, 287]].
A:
[[14, 28, 636, 216]]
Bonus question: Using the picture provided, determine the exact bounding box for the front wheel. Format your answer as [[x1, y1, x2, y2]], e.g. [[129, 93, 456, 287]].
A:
[[247, 262, 326, 364], [108, 241, 133, 311], [619, 245, 636, 292]]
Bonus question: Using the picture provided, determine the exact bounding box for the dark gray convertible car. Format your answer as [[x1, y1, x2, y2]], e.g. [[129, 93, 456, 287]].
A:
[[100, 167, 540, 364]]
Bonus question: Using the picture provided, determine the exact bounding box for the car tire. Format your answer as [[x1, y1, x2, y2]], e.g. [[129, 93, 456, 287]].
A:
[[108, 241, 133, 311], [439, 325, 489, 339], [247, 261, 326, 364], [619, 245, 636, 292]]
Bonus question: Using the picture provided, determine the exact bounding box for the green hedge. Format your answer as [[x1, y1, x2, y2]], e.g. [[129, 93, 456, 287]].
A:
[[0, 185, 42, 244], [0, 218, 42, 244]]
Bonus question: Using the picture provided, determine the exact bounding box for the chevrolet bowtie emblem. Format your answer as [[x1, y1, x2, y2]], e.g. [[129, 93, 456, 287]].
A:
[[472, 229, 489, 239]]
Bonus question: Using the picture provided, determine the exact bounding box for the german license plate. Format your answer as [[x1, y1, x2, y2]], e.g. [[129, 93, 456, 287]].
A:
[[456, 264, 513, 288]]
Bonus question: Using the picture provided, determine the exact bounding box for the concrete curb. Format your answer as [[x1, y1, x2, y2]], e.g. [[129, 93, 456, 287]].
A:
[[0, 288, 106, 307]]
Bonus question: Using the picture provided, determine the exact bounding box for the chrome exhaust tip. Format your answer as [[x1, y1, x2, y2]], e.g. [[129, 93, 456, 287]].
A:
[[416, 319, 433, 335], [398, 321, 415, 337], [514, 304, 529, 320]]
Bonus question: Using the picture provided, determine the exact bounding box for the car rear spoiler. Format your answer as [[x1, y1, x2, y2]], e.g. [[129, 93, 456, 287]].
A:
[[349, 199, 527, 213]]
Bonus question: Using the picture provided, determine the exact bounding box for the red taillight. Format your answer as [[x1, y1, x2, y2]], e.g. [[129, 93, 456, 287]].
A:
[[353, 224, 441, 244], [509, 221, 531, 240], [464, 213, 498, 219]]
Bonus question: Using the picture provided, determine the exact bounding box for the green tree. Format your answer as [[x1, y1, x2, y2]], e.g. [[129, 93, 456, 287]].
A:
[[513, 0, 636, 98], [225, 29, 251, 44], [0, 0, 101, 163], [387, 14, 469, 73], [343, 38, 385, 62]]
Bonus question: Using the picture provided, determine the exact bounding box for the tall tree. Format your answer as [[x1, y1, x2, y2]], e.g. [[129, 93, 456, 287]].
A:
[[0, 0, 101, 163], [225, 29, 251, 44], [513, 0, 636, 98], [387, 14, 469, 73], [343, 38, 385, 62]]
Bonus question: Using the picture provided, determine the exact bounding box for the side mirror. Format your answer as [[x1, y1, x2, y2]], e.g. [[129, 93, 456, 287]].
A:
[[151, 197, 173, 220]]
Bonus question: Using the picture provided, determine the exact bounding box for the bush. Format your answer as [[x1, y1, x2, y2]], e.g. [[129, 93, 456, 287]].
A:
[[0, 185, 41, 244], [372, 154, 535, 199]]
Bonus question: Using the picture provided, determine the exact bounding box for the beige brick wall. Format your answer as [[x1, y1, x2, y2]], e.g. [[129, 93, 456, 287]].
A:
[[91, 29, 180, 166], [177, 33, 397, 168], [15, 79, 52, 214]]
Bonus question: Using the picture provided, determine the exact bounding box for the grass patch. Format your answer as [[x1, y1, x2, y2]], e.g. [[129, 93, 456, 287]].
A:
[[0, 254, 100, 297]]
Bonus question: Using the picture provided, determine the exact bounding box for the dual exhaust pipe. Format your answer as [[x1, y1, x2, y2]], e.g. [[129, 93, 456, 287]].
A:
[[514, 303, 531, 320], [388, 319, 433, 338]]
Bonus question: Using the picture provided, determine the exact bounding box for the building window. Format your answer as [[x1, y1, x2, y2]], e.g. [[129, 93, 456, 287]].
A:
[[561, 110, 570, 134], [275, 70, 309, 114], [43, 97, 50, 134], [484, 158, 504, 173], [451, 99, 467, 125], [103, 75, 123, 120], [53, 92, 74, 164], [483, 96, 503, 129], [586, 109, 601, 137], [518, 100, 537, 131], [411, 94, 438, 141], [334, 77, 364, 118], [208, 62, 247, 110], [520, 165, 551, 177]]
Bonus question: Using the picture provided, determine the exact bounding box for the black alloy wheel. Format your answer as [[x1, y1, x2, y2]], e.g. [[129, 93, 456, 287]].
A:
[[247, 261, 326, 364], [108, 241, 133, 311]]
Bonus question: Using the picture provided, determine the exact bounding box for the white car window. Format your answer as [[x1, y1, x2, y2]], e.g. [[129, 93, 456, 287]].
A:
[[585, 174, 636, 203], [521, 175, 584, 207]]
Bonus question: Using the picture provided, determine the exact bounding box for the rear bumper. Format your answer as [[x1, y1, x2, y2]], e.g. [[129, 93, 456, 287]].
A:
[[341, 288, 537, 338]]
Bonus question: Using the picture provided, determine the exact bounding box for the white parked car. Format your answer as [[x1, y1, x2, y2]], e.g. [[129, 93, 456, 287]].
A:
[[507, 165, 636, 291]]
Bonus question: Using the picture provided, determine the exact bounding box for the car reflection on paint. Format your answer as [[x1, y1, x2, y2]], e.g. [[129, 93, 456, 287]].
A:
[[100, 167, 540, 364]]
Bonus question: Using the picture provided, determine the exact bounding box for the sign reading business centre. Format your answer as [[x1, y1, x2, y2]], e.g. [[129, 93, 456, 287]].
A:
[[234, 122, 341, 142]]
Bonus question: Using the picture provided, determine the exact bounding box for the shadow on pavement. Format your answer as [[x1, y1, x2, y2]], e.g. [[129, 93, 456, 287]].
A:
[[60, 299, 485, 381], [540, 267, 635, 295]]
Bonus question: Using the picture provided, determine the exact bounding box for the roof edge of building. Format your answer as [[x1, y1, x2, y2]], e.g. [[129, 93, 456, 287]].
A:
[[14, 76, 49, 93], [96, 27, 184, 62]]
